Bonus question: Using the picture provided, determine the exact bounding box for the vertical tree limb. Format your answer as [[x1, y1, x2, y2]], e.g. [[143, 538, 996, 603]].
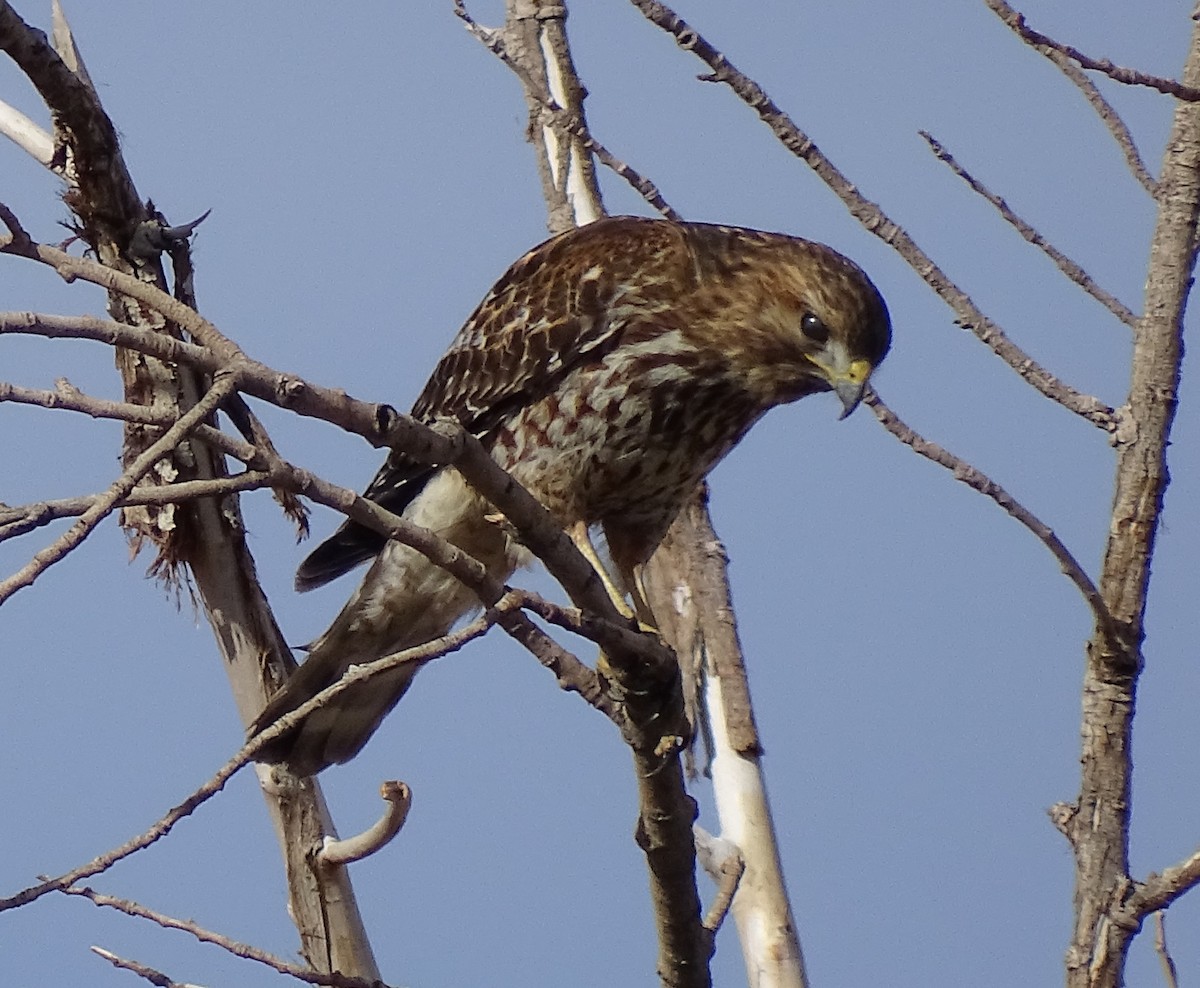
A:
[[1066, 14, 1200, 987]]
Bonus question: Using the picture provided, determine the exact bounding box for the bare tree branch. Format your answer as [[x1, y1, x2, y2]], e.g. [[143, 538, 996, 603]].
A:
[[0, 373, 237, 602], [0, 377, 256, 460], [865, 389, 1118, 642], [920, 130, 1139, 327], [992, 30, 1158, 196], [1118, 847, 1200, 921], [0, 609, 504, 915], [1063, 14, 1200, 986], [984, 0, 1200, 102], [0, 473, 273, 542], [67, 884, 397, 988], [89, 946, 188, 988]]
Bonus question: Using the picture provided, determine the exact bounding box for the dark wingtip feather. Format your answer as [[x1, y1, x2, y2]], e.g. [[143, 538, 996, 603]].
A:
[[294, 523, 385, 592]]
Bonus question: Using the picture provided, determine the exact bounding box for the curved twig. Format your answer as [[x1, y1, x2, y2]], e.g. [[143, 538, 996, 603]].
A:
[[317, 782, 413, 867]]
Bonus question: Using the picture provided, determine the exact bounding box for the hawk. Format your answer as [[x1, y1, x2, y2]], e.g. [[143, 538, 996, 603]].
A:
[[252, 216, 891, 774]]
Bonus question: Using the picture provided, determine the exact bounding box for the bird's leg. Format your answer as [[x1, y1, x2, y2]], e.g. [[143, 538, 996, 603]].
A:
[[628, 563, 657, 631], [568, 520, 635, 619]]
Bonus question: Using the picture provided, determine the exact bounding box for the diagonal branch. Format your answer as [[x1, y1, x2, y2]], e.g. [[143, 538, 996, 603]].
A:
[[921, 131, 1138, 328], [865, 388, 1118, 643], [62, 883, 397, 988], [0, 377, 256, 461], [0, 474, 273, 543], [0, 373, 237, 603], [0, 608, 505, 915], [984, 0, 1200, 102], [625, 0, 1114, 430]]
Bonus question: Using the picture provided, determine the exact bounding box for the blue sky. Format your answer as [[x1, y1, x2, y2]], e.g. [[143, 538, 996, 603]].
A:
[[1, 3, 1196, 986]]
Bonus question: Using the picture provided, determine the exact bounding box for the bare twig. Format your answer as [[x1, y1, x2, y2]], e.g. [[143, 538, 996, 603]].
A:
[[984, 0, 1200, 102], [625, 0, 1114, 430], [0, 378, 256, 461], [694, 829, 744, 935], [317, 782, 412, 867], [0, 373, 238, 603], [0, 473, 274, 543], [865, 389, 1118, 643], [69, 885, 394, 988], [0, 232, 243, 362], [921, 131, 1138, 327], [1153, 912, 1180, 988], [1117, 846, 1200, 919], [90, 947, 188, 988], [1009, 44, 1158, 195]]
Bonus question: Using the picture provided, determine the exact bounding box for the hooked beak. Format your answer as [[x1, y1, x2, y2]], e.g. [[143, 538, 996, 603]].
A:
[[834, 375, 868, 419], [812, 353, 873, 419], [805, 348, 874, 419]]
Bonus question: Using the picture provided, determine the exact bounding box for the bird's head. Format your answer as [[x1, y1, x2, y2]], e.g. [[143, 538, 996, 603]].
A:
[[689, 227, 891, 417], [771, 242, 891, 417]]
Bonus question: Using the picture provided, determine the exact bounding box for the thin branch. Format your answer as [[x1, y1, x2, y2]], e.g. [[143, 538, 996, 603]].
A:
[[509, 587, 673, 669], [317, 781, 412, 867], [865, 388, 1119, 643], [454, 0, 682, 221], [1153, 912, 1180, 988], [984, 0, 1200, 102], [625, 0, 1114, 430], [0, 378, 256, 461], [0, 97, 53, 165], [0, 373, 238, 603], [921, 130, 1139, 328], [1007, 40, 1158, 196], [1119, 847, 1200, 918], [0, 473, 274, 543], [89, 947, 188, 988], [0, 310, 217, 370], [67, 884, 395, 988]]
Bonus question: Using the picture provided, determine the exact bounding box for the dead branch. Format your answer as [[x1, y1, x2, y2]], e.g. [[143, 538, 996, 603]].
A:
[[0, 377, 256, 460], [455, 0, 681, 221], [0, 473, 273, 542], [920, 130, 1138, 327], [984, 0, 1200, 102], [67, 884, 394, 988], [317, 782, 412, 867], [1062, 14, 1200, 986], [89, 947, 187, 988], [865, 389, 1118, 642], [0, 373, 237, 602]]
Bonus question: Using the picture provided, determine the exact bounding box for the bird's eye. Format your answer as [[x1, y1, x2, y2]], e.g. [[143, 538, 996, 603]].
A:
[[801, 312, 829, 343]]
